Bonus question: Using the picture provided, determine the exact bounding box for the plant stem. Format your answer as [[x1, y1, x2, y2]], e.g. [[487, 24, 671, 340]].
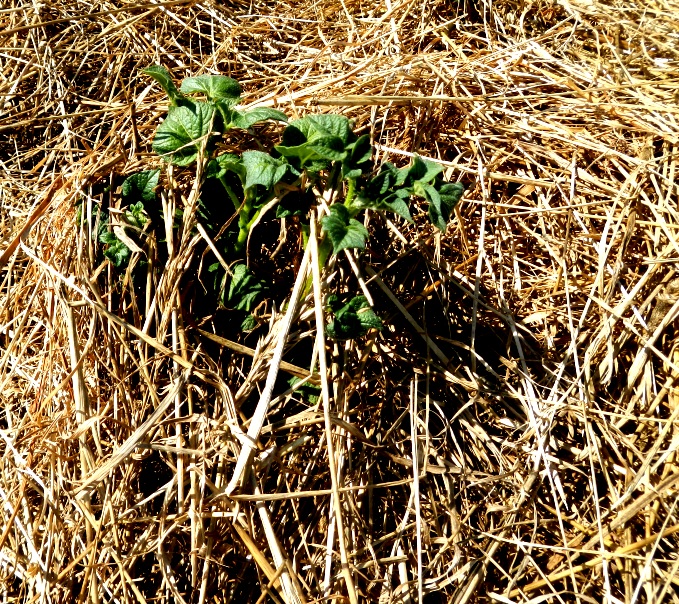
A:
[[219, 177, 241, 212], [344, 178, 356, 208], [235, 193, 254, 252]]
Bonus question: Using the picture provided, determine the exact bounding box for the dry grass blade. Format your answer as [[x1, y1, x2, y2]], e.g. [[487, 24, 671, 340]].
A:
[[225, 244, 311, 496]]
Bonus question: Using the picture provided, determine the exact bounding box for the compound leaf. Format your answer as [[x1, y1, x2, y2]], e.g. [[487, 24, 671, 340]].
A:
[[122, 170, 159, 205], [321, 204, 369, 254], [326, 295, 382, 340], [152, 102, 215, 165], [100, 230, 131, 268], [241, 150, 288, 192], [206, 153, 244, 180], [180, 74, 241, 104], [227, 263, 268, 311], [354, 168, 414, 222]]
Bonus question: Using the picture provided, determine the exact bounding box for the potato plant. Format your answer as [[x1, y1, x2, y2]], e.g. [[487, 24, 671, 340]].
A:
[[98, 66, 465, 338]]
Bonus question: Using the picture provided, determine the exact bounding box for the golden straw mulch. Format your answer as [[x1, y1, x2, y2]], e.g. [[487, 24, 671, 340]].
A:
[[1, 0, 679, 601]]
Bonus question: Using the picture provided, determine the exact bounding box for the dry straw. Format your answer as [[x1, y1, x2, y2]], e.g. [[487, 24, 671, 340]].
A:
[[1, 0, 679, 601]]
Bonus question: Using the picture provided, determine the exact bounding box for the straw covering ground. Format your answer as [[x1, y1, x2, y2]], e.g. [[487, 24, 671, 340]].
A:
[[1, 0, 679, 601]]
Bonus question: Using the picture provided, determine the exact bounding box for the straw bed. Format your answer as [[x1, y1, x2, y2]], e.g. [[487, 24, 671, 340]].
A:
[[1, 0, 679, 602]]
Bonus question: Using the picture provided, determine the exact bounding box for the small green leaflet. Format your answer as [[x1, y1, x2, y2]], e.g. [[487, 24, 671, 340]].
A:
[[180, 74, 241, 104], [206, 153, 244, 180], [414, 181, 441, 226], [144, 65, 185, 106], [426, 182, 464, 231], [288, 376, 321, 404], [240, 314, 258, 332], [227, 263, 268, 311], [122, 170, 159, 205], [276, 114, 353, 166], [125, 202, 148, 230], [326, 295, 382, 340], [152, 102, 215, 165], [342, 134, 372, 180], [241, 150, 289, 192], [230, 107, 288, 129], [406, 155, 443, 184], [98, 200, 149, 269], [321, 204, 369, 254], [100, 231, 131, 268]]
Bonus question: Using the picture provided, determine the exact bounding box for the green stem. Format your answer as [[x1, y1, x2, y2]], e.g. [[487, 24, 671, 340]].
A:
[[235, 193, 254, 252], [344, 178, 357, 209], [219, 176, 241, 213]]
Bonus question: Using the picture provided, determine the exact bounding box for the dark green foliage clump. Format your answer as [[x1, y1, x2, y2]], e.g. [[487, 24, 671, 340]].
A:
[[94, 66, 465, 339]]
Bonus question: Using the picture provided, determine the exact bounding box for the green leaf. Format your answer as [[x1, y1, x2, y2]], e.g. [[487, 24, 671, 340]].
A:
[[230, 107, 288, 129], [368, 163, 406, 196], [206, 153, 244, 180], [122, 170, 159, 205], [369, 155, 462, 231], [308, 137, 347, 160], [276, 114, 353, 167], [144, 65, 185, 106], [440, 182, 465, 207], [301, 115, 353, 144], [326, 295, 382, 340], [354, 167, 414, 222], [419, 182, 441, 207], [240, 314, 258, 332], [407, 155, 442, 184], [152, 102, 215, 166], [125, 202, 148, 230], [429, 181, 464, 231], [241, 150, 289, 192], [342, 134, 372, 180], [227, 263, 268, 311], [100, 230, 131, 268], [321, 204, 369, 254], [288, 376, 321, 404], [381, 192, 413, 223], [180, 74, 241, 104], [276, 137, 345, 164]]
